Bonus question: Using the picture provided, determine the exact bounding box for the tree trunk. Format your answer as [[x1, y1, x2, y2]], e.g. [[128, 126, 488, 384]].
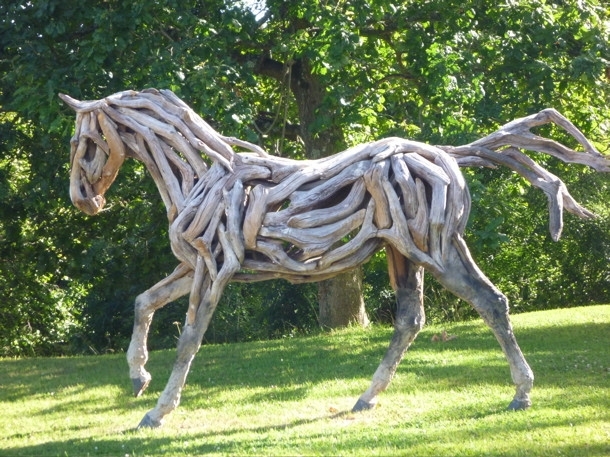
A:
[[289, 58, 369, 329], [253, 54, 369, 328], [318, 268, 369, 329]]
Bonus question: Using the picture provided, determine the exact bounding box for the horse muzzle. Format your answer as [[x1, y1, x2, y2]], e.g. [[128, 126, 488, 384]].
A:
[[69, 176, 106, 216], [72, 194, 106, 216]]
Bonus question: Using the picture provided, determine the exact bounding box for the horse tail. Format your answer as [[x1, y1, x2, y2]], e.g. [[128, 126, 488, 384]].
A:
[[438, 109, 609, 240]]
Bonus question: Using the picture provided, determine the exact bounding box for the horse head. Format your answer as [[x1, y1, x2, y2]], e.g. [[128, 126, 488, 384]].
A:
[[60, 93, 127, 215]]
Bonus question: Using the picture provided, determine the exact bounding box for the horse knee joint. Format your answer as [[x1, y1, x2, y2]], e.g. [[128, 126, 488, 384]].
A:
[[394, 290, 425, 332], [134, 291, 151, 312], [395, 308, 425, 333], [396, 313, 425, 333], [177, 325, 202, 355], [477, 292, 510, 322], [495, 293, 509, 312]]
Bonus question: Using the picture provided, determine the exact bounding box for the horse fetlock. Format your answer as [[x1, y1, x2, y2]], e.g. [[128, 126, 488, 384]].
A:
[[132, 374, 152, 397], [352, 397, 378, 412], [137, 411, 164, 429], [508, 396, 532, 411], [509, 374, 533, 411], [127, 354, 152, 396]]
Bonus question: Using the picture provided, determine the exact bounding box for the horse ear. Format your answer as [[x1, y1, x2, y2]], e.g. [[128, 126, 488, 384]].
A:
[[59, 93, 104, 112], [59, 93, 80, 111]]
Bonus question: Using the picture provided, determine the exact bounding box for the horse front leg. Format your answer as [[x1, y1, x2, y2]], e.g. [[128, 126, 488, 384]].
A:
[[353, 247, 425, 411], [137, 268, 216, 428], [138, 228, 241, 428], [127, 263, 193, 397]]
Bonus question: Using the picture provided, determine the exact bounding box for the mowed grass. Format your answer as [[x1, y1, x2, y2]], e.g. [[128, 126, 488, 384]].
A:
[[0, 305, 608, 457]]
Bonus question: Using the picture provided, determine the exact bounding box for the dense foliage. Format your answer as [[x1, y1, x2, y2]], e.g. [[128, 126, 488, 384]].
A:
[[1, 0, 609, 356]]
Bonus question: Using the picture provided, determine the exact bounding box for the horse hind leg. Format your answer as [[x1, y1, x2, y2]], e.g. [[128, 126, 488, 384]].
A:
[[434, 236, 534, 410], [353, 247, 425, 411], [127, 264, 193, 397]]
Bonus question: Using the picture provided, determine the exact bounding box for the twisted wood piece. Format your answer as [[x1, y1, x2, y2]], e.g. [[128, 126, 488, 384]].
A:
[[60, 89, 608, 428]]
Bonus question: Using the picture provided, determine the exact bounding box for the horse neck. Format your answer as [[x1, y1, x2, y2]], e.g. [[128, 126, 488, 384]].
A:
[[105, 91, 243, 221], [122, 127, 206, 222]]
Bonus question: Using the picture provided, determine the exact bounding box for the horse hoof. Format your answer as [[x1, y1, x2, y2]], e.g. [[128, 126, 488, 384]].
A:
[[508, 398, 531, 411], [352, 398, 376, 412], [137, 413, 162, 429], [131, 377, 151, 397]]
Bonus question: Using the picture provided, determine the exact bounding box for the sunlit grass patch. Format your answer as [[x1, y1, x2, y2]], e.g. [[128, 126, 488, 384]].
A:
[[0, 305, 608, 456]]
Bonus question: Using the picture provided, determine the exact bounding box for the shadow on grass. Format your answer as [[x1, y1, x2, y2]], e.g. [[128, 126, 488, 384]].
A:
[[4, 401, 609, 457], [181, 319, 609, 394], [1, 309, 608, 456], [0, 353, 128, 402], [1, 318, 607, 401]]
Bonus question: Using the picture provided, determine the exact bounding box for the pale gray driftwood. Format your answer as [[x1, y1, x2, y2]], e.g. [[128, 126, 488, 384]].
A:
[[59, 89, 609, 429]]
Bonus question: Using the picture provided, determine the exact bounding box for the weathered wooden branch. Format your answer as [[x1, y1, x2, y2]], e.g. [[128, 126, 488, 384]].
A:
[[60, 89, 609, 428], [441, 108, 608, 240], [60, 90, 609, 282]]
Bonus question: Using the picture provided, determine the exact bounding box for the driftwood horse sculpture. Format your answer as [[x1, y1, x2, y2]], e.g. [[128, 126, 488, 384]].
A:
[[60, 89, 609, 428]]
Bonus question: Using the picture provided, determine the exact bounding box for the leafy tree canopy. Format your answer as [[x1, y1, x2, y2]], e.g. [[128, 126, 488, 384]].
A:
[[1, 0, 608, 355]]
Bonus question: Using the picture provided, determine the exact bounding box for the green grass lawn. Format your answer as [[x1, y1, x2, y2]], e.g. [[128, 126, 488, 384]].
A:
[[1, 305, 608, 456]]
